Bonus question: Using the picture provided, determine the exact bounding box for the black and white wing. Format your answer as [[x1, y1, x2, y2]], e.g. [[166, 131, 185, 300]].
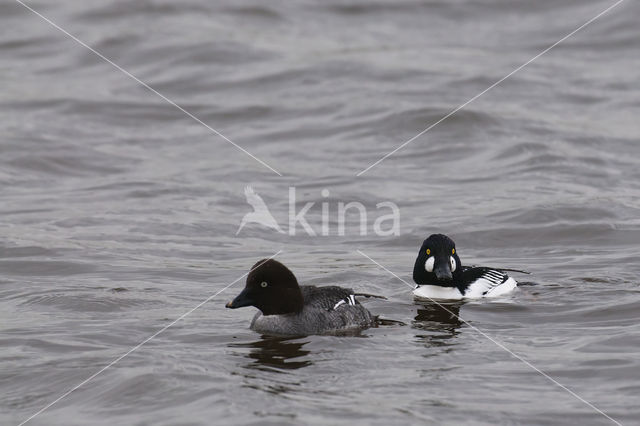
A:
[[286, 286, 375, 334], [300, 285, 357, 311], [461, 267, 517, 297], [331, 294, 357, 310]]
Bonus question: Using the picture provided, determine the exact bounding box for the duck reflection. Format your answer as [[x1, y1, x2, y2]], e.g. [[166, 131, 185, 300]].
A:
[[230, 335, 312, 372], [413, 301, 464, 346]]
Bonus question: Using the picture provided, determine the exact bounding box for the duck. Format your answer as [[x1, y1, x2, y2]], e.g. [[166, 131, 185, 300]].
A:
[[226, 259, 377, 335], [412, 234, 518, 300]]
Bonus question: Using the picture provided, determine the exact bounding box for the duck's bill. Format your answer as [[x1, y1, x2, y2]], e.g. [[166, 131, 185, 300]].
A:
[[434, 260, 453, 281], [225, 288, 254, 309]]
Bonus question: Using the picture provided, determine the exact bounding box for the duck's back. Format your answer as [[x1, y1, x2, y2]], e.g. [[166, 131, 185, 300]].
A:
[[250, 285, 375, 335]]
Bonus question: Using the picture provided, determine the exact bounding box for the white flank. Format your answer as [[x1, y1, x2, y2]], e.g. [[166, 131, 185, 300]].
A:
[[485, 277, 518, 297], [413, 276, 518, 300], [413, 285, 464, 300]]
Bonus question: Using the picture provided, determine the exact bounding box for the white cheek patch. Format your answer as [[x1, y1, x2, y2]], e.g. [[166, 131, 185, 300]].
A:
[[425, 256, 434, 272], [450, 256, 457, 272]]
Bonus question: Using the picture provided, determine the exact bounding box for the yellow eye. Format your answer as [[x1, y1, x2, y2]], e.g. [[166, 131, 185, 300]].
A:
[[426, 249, 431, 255], [452, 248, 455, 254]]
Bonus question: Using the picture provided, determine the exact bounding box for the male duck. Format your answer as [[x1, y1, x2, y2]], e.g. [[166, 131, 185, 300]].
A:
[[412, 234, 518, 300]]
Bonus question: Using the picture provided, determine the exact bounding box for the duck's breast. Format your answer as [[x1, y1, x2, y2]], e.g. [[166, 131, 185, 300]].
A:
[[413, 285, 464, 300]]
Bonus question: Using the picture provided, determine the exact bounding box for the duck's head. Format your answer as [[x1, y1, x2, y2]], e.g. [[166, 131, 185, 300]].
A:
[[226, 259, 304, 315], [413, 234, 462, 287]]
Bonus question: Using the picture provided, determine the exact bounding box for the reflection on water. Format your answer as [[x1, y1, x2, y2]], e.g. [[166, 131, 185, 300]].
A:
[[413, 302, 464, 348], [230, 335, 312, 372]]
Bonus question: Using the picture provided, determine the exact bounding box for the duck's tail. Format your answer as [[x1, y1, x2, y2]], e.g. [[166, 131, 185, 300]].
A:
[[354, 292, 388, 300]]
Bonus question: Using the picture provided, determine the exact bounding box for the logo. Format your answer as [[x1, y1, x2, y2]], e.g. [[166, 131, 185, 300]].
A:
[[236, 186, 285, 235], [236, 186, 399, 236]]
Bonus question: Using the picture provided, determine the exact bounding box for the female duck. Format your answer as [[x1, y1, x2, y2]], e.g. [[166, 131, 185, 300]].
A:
[[226, 259, 377, 335], [413, 234, 518, 300]]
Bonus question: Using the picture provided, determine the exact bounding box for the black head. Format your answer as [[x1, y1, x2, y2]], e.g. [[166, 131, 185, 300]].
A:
[[412, 234, 462, 287], [225, 259, 304, 315]]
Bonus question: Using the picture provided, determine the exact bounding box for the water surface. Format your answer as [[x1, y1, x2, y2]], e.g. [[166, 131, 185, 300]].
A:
[[1, 0, 639, 425]]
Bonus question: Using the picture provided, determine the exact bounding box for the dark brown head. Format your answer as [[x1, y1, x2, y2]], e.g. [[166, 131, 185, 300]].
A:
[[225, 259, 304, 315]]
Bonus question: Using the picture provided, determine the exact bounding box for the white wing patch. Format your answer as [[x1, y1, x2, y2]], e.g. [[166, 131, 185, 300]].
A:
[[465, 270, 515, 298], [333, 294, 356, 310]]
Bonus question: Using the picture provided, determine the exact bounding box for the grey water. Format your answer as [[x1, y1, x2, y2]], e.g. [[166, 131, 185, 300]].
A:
[[1, 0, 639, 425]]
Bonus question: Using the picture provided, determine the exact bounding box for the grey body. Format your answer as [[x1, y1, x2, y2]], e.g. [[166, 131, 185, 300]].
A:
[[250, 285, 376, 335]]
